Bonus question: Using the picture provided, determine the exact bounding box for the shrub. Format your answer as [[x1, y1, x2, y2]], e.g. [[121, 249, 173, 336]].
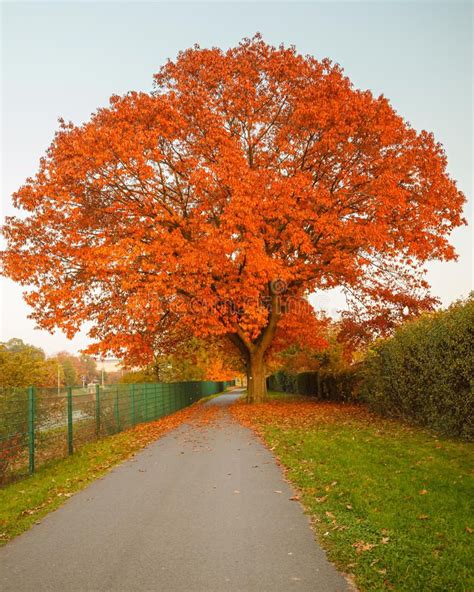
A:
[[361, 295, 474, 439], [267, 367, 360, 402]]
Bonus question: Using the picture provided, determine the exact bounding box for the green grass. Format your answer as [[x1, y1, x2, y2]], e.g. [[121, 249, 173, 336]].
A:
[[244, 395, 474, 591]]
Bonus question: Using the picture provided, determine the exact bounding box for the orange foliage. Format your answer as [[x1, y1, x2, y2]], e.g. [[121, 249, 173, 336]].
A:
[[203, 356, 236, 381], [1, 35, 465, 391], [230, 398, 374, 433]]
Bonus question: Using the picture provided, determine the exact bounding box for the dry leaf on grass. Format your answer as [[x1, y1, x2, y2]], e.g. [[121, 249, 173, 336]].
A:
[[352, 540, 377, 554]]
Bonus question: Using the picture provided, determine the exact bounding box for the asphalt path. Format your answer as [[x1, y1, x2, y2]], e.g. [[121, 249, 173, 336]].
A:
[[0, 389, 350, 592]]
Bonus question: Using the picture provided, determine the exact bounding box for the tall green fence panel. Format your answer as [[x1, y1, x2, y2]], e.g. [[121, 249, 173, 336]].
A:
[[0, 379, 234, 485]]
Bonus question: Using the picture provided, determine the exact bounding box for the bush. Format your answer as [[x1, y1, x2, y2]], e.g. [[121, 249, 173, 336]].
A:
[[268, 370, 297, 394], [267, 367, 360, 402], [361, 295, 474, 439]]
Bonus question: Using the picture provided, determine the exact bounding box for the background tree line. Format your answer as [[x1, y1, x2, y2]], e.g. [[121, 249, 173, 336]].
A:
[[0, 339, 99, 388], [0, 336, 238, 388]]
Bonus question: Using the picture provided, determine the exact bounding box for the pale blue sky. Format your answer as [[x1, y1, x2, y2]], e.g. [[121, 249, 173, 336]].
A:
[[1, 1, 472, 355]]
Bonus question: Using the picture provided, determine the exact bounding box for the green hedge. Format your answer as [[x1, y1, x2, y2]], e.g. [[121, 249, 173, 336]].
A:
[[361, 295, 474, 439], [267, 368, 359, 402]]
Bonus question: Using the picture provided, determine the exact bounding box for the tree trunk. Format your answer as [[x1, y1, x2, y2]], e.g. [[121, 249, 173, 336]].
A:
[[229, 288, 281, 403], [246, 352, 267, 403]]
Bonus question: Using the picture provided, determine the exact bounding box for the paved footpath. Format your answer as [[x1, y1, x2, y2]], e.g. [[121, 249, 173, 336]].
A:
[[0, 390, 350, 592]]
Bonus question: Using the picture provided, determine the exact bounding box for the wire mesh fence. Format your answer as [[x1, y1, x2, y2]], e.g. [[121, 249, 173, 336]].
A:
[[0, 379, 235, 485]]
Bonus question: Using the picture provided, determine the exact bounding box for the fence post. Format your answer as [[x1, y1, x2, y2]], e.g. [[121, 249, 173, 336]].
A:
[[27, 386, 35, 475], [114, 386, 120, 431], [67, 387, 73, 455], [131, 384, 136, 426], [95, 384, 101, 436]]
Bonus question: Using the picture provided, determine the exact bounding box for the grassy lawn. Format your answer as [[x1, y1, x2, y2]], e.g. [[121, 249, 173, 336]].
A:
[[231, 393, 474, 592], [0, 400, 218, 546]]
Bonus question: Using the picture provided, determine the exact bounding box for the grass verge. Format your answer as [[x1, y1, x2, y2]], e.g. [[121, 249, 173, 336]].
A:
[[0, 401, 217, 546], [231, 393, 474, 592]]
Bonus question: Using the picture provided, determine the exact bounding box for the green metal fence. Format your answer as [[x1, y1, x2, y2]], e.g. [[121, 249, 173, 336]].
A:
[[0, 380, 235, 485]]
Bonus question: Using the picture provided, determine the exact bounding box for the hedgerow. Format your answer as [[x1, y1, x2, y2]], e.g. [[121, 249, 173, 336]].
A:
[[267, 367, 359, 402], [361, 294, 474, 439]]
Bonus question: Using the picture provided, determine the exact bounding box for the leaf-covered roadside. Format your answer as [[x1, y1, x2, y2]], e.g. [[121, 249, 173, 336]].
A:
[[230, 395, 474, 592], [0, 401, 219, 546]]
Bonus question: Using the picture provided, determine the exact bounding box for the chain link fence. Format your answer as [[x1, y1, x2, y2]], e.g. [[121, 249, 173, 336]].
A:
[[0, 380, 235, 485]]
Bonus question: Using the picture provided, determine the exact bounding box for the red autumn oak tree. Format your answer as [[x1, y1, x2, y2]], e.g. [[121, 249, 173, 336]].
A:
[[1, 36, 465, 401]]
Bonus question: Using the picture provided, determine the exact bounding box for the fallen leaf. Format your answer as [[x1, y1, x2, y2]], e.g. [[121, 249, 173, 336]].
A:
[[325, 511, 335, 519], [352, 540, 377, 554]]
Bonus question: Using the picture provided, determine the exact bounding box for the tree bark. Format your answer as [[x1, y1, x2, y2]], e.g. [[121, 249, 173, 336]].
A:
[[246, 351, 267, 403], [228, 286, 282, 403]]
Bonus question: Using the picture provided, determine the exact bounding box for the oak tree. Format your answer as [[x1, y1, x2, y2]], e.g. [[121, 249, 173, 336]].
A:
[[1, 36, 465, 401]]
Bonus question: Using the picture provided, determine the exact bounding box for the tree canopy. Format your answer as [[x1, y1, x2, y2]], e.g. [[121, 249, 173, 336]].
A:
[[0, 339, 54, 388], [1, 36, 465, 400]]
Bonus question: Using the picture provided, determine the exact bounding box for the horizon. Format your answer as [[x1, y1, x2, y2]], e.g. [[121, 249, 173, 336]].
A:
[[1, 1, 472, 355]]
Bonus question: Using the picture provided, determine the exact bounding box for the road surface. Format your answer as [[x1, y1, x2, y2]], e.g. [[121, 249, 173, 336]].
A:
[[0, 389, 350, 592]]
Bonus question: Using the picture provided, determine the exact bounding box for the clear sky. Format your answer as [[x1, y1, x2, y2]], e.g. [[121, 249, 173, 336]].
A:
[[1, 1, 472, 355]]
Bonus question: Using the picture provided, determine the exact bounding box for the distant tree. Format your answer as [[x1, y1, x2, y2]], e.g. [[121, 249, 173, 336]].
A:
[[77, 354, 99, 383], [120, 369, 156, 384], [2, 36, 465, 401], [41, 358, 64, 388], [121, 336, 239, 383], [61, 359, 77, 387], [2, 338, 35, 353], [53, 351, 98, 386], [0, 339, 50, 387]]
